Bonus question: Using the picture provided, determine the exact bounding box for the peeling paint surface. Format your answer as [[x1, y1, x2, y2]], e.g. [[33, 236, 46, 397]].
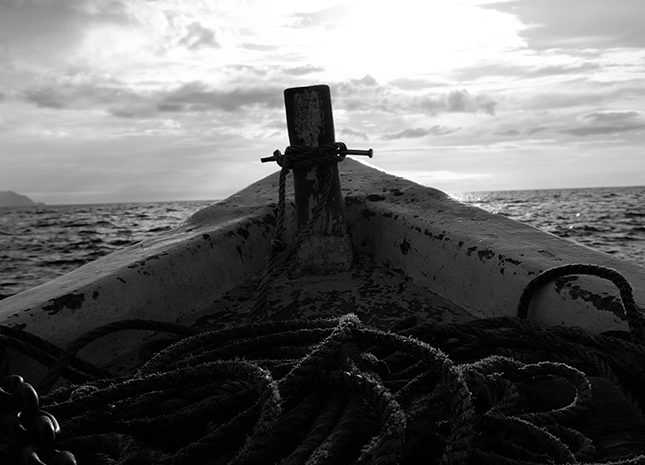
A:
[[188, 255, 473, 331], [554, 276, 626, 319], [399, 238, 411, 255], [42, 293, 85, 315]]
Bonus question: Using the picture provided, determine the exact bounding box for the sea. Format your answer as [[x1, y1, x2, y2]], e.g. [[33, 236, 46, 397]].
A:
[[0, 186, 644, 299]]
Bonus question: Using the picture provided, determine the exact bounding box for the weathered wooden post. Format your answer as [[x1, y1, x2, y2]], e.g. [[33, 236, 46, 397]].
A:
[[282, 85, 354, 273]]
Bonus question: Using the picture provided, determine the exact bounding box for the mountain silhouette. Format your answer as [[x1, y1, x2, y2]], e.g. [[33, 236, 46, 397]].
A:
[[0, 191, 45, 207]]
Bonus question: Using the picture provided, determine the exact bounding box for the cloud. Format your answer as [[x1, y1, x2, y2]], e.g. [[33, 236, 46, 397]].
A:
[[491, 126, 559, 139], [23, 82, 140, 109], [0, 0, 133, 67], [493, 127, 556, 138], [339, 127, 369, 140], [333, 75, 396, 112], [224, 64, 269, 77], [290, 4, 352, 29], [446, 90, 472, 112], [382, 126, 455, 140], [24, 87, 68, 109], [481, 0, 645, 49], [388, 78, 449, 90], [283, 65, 325, 76], [583, 110, 642, 123], [333, 77, 497, 116], [531, 63, 601, 77], [239, 43, 279, 51], [339, 75, 378, 89], [156, 103, 184, 112], [415, 89, 497, 115], [562, 110, 645, 136], [454, 61, 601, 81], [155, 82, 282, 113], [494, 129, 520, 137], [525, 90, 607, 111], [108, 106, 148, 118], [20, 79, 283, 117], [219, 63, 323, 78], [525, 126, 551, 135], [562, 124, 645, 136], [178, 21, 220, 50]]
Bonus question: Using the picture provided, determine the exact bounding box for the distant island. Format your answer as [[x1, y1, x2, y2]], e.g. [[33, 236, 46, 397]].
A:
[[0, 191, 45, 207]]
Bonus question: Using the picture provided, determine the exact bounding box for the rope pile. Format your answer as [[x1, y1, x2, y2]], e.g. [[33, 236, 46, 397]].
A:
[[0, 265, 644, 464]]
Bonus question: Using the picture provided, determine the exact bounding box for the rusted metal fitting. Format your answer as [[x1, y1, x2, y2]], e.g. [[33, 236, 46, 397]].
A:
[[260, 150, 284, 164], [341, 148, 373, 158]]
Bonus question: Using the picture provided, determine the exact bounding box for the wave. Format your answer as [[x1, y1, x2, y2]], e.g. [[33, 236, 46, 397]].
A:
[[0, 200, 214, 296]]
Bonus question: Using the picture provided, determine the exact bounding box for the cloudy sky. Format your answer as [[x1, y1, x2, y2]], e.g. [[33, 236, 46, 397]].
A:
[[1, 0, 644, 204]]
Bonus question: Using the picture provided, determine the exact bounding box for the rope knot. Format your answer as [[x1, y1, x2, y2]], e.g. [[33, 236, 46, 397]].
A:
[[260, 142, 372, 167]]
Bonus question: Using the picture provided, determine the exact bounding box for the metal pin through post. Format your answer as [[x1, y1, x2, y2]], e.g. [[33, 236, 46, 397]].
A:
[[340, 148, 373, 158], [260, 150, 282, 163], [261, 147, 373, 163]]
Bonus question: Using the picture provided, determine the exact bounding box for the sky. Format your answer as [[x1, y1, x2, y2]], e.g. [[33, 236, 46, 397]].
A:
[[0, 0, 644, 204]]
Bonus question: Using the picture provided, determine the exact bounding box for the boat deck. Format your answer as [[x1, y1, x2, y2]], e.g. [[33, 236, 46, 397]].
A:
[[188, 254, 475, 331], [94, 255, 645, 463], [101, 255, 475, 378]]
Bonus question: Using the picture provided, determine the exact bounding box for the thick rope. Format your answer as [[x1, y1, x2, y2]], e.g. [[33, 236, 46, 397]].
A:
[[2, 303, 645, 464], [517, 264, 644, 342], [38, 319, 198, 395], [248, 143, 348, 322], [0, 327, 111, 386]]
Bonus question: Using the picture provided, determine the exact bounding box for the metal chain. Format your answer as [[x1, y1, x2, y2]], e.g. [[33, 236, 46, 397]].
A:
[[0, 375, 76, 465]]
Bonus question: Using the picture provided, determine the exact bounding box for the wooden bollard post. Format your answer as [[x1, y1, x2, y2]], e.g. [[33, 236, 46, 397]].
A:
[[283, 85, 353, 273]]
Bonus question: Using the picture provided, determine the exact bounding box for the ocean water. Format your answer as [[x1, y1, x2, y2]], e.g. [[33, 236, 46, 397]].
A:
[[0, 186, 643, 299], [0, 201, 214, 299], [451, 185, 645, 268]]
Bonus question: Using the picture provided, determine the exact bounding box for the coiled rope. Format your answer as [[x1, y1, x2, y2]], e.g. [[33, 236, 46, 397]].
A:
[[0, 264, 644, 464]]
